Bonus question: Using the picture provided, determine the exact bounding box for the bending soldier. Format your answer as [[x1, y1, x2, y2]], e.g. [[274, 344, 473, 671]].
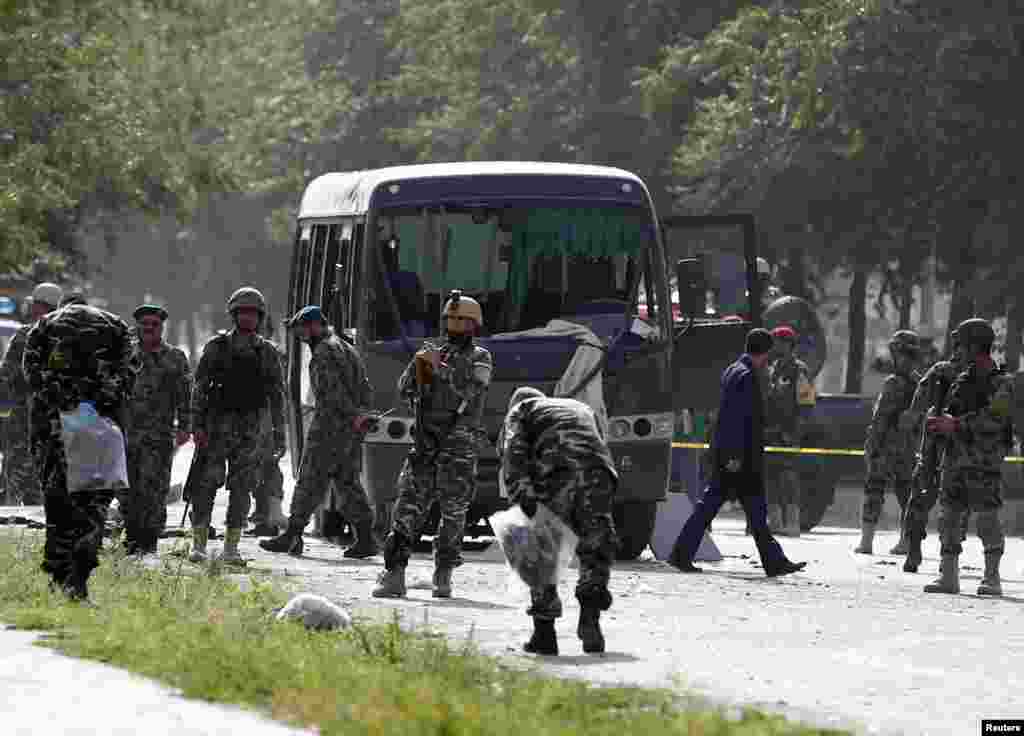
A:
[[763, 325, 814, 536], [923, 318, 1015, 596], [373, 290, 493, 599], [121, 304, 192, 555], [261, 305, 377, 558], [855, 330, 921, 555], [902, 329, 968, 572], [499, 387, 618, 656], [0, 282, 62, 505], [188, 287, 285, 565], [22, 298, 137, 600]]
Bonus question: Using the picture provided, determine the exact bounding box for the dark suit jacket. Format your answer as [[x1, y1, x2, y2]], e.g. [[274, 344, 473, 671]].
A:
[[711, 353, 765, 495]]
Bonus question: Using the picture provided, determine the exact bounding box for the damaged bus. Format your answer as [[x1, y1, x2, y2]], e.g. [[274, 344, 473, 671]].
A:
[[286, 162, 756, 559]]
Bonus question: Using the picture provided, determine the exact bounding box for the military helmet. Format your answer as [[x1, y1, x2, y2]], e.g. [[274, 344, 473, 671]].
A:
[[955, 318, 995, 352], [31, 282, 63, 309], [226, 286, 266, 314], [443, 290, 482, 327], [889, 330, 921, 355]]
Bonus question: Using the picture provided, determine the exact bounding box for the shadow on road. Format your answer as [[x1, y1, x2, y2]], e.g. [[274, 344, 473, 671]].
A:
[[423, 597, 517, 612], [542, 652, 642, 666]]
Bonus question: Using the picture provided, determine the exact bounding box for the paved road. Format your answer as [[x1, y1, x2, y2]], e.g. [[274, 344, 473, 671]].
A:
[[4, 446, 1024, 736]]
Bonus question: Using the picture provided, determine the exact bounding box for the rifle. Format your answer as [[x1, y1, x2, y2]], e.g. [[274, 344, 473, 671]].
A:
[[915, 371, 952, 495], [180, 440, 209, 528]]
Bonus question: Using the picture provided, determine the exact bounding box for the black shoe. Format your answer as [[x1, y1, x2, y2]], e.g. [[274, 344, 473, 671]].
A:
[[766, 560, 807, 578], [667, 549, 702, 573], [343, 521, 379, 559], [247, 522, 282, 537], [523, 618, 558, 656], [903, 539, 922, 573], [577, 608, 605, 654], [259, 530, 303, 556]]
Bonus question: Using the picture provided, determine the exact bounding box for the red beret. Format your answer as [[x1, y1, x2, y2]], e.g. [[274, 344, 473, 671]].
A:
[[771, 325, 797, 340]]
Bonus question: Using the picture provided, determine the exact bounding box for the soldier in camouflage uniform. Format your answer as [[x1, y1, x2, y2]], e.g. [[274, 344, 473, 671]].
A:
[[373, 290, 493, 599], [22, 300, 137, 600], [499, 386, 618, 656], [763, 325, 815, 536], [923, 318, 1016, 596], [901, 330, 969, 572], [1, 283, 63, 505], [854, 330, 921, 555], [188, 287, 285, 565], [120, 304, 192, 555], [248, 310, 287, 536], [260, 305, 377, 558]]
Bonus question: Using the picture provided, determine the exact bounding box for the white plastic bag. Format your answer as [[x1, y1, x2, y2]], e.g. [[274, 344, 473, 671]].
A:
[[489, 503, 578, 593], [59, 402, 128, 493]]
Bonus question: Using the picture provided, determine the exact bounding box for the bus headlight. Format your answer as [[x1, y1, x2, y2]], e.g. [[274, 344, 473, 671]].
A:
[[386, 420, 407, 439], [632, 418, 652, 437]]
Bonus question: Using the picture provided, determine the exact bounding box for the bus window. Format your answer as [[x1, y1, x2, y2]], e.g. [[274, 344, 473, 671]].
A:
[[367, 205, 649, 342], [307, 224, 329, 307]]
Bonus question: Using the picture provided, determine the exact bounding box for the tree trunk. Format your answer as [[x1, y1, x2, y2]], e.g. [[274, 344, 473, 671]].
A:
[[844, 268, 867, 394], [1007, 296, 1022, 373], [899, 276, 913, 330]]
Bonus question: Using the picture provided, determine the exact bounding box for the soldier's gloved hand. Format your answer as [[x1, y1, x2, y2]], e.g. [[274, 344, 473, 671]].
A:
[[273, 429, 287, 459], [518, 495, 538, 518], [193, 430, 209, 449], [175, 430, 191, 447]]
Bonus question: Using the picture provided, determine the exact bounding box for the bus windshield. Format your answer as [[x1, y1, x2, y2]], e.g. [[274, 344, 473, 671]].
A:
[[368, 204, 661, 341]]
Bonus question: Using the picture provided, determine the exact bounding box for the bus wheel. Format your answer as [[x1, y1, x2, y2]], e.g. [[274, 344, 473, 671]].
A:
[[614, 502, 657, 561]]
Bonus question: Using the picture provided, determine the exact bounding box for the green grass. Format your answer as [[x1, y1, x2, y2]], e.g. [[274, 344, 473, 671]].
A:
[[0, 531, 846, 736]]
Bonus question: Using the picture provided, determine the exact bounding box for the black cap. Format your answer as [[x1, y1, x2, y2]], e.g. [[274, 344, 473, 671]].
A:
[[745, 328, 774, 355]]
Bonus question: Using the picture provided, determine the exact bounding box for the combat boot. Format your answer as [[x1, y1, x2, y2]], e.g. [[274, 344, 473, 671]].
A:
[[343, 520, 379, 559], [853, 523, 875, 554], [523, 618, 558, 656], [780, 504, 801, 537], [577, 608, 605, 654], [903, 534, 923, 573], [923, 554, 960, 594], [219, 527, 247, 567], [372, 566, 407, 598], [259, 521, 304, 556], [977, 552, 1003, 597], [889, 506, 909, 554], [188, 526, 209, 563]]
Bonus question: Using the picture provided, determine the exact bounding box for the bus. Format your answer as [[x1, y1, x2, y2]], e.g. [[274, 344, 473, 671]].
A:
[[286, 162, 757, 558]]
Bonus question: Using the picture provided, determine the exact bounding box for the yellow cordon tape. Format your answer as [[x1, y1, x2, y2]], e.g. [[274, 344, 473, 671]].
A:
[[671, 441, 1024, 463]]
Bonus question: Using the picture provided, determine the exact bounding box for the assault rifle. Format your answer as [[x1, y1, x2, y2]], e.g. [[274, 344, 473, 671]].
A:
[[915, 371, 952, 495]]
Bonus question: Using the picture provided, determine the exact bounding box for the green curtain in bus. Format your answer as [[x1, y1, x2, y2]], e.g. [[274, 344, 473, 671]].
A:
[[507, 208, 646, 308]]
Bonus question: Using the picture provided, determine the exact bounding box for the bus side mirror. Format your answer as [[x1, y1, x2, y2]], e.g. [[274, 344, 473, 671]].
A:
[[676, 258, 706, 318]]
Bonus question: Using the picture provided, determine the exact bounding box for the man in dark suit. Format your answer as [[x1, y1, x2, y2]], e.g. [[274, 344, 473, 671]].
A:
[[668, 328, 807, 577]]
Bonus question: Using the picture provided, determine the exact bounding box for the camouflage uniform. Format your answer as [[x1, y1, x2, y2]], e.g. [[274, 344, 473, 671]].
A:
[[21, 304, 137, 597], [763, 354, 811, 529], [500, 395, 618, 621], [121, 342, 191, 552], [860, 366, 919, 527], [0, 324, 42, 504], [903, 360, 964, 547], [250, 339, 286, 527], [381, 337, 492, 572], [190, 330, 285, 531], [285, 327, 373, 532]]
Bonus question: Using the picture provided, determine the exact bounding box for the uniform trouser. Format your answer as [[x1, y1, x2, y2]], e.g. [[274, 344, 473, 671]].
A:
[[190, 411, 263, 530], [3, 406, 42, 505], [251, 435, 285, 522], [35, 428, 114, 586], [937, 469, 1004, 557], [288, 427, 371, 531], [526, 467, 618, 621], [672, 472, 788, 574], [861, 458, 912, 526], [120, 433, 174, 552], [382, 443, 476, 570]]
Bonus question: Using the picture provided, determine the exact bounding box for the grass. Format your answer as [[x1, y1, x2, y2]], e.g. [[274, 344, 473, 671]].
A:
[[0, 530, 846, 736]]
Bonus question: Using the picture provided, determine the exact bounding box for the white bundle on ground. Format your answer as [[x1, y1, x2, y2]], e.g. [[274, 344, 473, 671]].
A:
[[489, 504, 578, 594], [275, 593, 352, 631]]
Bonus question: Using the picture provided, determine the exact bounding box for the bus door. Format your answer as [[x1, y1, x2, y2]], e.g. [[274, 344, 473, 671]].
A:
[[662, 214, 759, 414]]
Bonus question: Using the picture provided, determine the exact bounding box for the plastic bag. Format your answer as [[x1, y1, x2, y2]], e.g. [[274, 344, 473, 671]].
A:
[[489, 503, 578, 592], [59, 402, 128, 493]]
